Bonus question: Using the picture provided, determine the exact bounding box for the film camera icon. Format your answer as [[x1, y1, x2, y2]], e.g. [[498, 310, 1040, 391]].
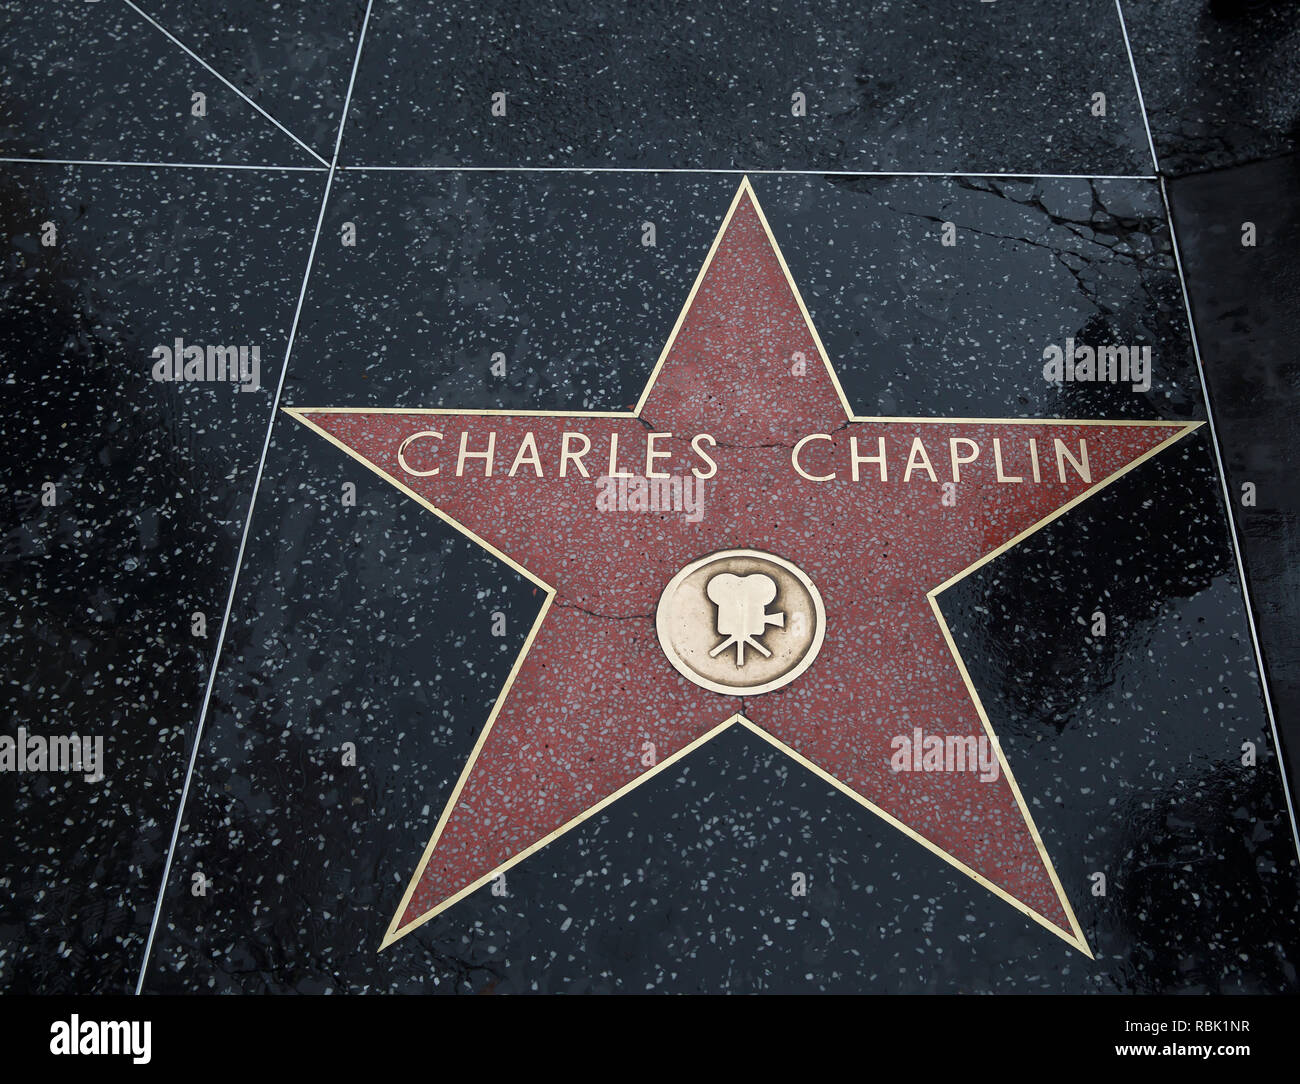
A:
[[705, 572, 784, 667], [655, 549, 825, 696]]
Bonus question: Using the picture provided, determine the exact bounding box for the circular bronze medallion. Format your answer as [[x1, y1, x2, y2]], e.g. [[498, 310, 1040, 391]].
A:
[[655, 549, 825, 696]]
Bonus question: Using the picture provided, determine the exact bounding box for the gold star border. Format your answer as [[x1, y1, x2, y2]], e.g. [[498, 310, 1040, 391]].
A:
[[286, 178, 1201, 956]]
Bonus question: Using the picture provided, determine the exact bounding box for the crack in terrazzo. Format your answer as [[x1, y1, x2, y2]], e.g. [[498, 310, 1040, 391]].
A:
[[632, 417, 854, 451], [552, 597, 655, 622], [858, 177, 1174, 314]]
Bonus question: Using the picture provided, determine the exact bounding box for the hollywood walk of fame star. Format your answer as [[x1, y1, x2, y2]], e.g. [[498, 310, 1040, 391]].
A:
[[286, 178, 1199, 954]]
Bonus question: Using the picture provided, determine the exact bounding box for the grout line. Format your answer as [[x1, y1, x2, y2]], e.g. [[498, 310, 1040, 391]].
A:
[[0, 156, 326, 172], [1113, 0, 1161, 176], [1116, 0, 1300, 862], [341, 165, 1159, 180], [121, 0, 330, 168], [0, 158, 1156, 181], [131, 0, 376, 996]]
